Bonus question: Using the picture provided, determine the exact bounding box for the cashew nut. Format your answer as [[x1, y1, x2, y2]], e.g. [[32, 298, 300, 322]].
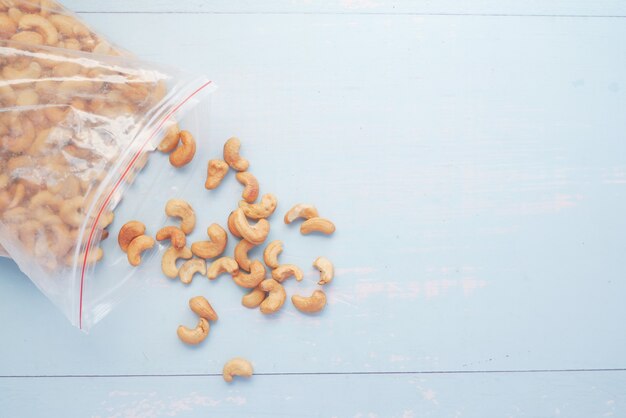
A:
[[223, 358, 253, 382], [19, 14, 58, 45], [291, 290, 327, 313], [300, 217, 335, 235], [235, 172, 259, 204], [239, 193, 277, 219], [118, 221, 146, 252], [205, 159, 228, 190], [263, 240, 283, 269], [232, 208, 269, 245], [169, 130, 195, 167], [284, 204, 319, 224], [232, 260, 265, 289], [207, 256, 239, 280], [165, 199, 195, 234], [313, 256, 334, 285], [162, 246, 193, 279], [234, 239, 256, 272], [126, 235, 155, 267], [223, 137, 249, 172], [59, 196, 84, 227], [227, 210, 242, 238], [259, 279, 286, 314], [0, 13, 16, 37], [178, 258, 206, 285], [191, 224, 227, 259], [99, 211, 115, 229], [157, 123, 180, 153], [177, 317, 209, 345], [272, 264, 304, 282], [156, 226, 186, 249], [10, 30, 42, 44], [189, 296, 218, 321], [242, 286, 266, 308]]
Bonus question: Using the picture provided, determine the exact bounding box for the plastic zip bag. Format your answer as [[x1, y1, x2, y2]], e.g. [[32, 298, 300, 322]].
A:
[[0, 40, 214, 330]]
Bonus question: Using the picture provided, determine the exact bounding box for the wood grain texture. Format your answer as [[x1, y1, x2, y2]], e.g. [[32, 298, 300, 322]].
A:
[[62, 0, 626, 17]]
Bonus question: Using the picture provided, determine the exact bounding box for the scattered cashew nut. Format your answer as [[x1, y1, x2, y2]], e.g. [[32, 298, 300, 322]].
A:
[[126, 235, 155, 266], [263, 240, 283, 269], [162, 246, 193, 279], [156, 226, 186, 249], [314, 256, 334, 285], [235, 172, 259, 204], [234, 239, 256, 272], [232, 208, 269, 245], [271, 264, 304, 282], [165, 199, 195, 234], [177, 317, 209, 345], [207, 256, 239, 280], [232, 260, 266, 289], [169, 130, 196, 167], [242, 286, 266, 308], [284, 204, 319, 224], [223, 357, 253, 382], [239, 193, 277, 219], [178, 258, 206, 285], [191, 224, 227, 259], [189, 296, 218, 321], [205, 159, 228, 190], [300, 217, 335, 235], [291, 290, 327, 313], [223, 137, 249, 172], [259, 279, 286, 314], [118, 221, 146, 252]]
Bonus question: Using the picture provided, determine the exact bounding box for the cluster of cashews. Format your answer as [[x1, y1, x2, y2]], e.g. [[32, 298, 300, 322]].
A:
[[158, 125, 197, 168]]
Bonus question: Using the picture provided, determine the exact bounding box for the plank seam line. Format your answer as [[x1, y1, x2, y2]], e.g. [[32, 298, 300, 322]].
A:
[[3, 368, 626, 378]]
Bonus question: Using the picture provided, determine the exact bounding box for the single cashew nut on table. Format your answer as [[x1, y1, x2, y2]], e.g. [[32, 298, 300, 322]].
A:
[[205, 159, 229, 189], [156, 226, 186, 249], [284, 204, 319, 224], [232, 260, 266, 289], [242, 286, 266, 308], [162, 246, 193, 279], [165, 199, 195, 234], [189, 296, 218, 321], [191, 224, 227, 259], [177, 317, 209, 345], [314, 256, 334, 285], [259, 279, 286, 314], [178, 258, 207, 285], [300, 217, 336, 235], [272, 264, 304, 282], [223, 137, 249, 172], [263, 240, 283, 269], [169, 130, 196, 167], [239, 193, 277, 219], [292, 290, 327, 313], [118, 221, 146, 252], [227, 211, 242, 238], [127, 235, 155, 266], [157, 123, 180, 153], [207, 256, 239, 280], [232, 208, 270, 245], [235, 172, 259, 204], [234, 239, 256, 272], [223, 357, 253, 382]]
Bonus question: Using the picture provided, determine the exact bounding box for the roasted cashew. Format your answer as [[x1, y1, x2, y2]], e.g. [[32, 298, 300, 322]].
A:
[[48, 14, 90, 38], [2, 61, 41, 80], [232, 260, 265, 289], [10, 30, 42, 44], [239, 193, 277, 219], [234, 239, 256, 272], [178, 258, 206, 285], [242, 286, 266, 308], [177, 317, 209, 345], [292, 290, 327, 313], [0, 13, 16, 37], [205, 159, 228, 190], [207, 256, 239, 280], [259, 279, 286, 314], [223, 137, 249, 172], [165, 199, 195, 234], [126, 235, 155, 266], [19, 14, 58, 45], [157, 123, 179, 153], [156, 226, 186, 249], [191, 224, 227, 259], [272, 264, 304, 282], [223, 358, 253, 382], [227, 210, 242, 238], [300, 217, 336, 235], [235, 172, 259, 204], [59, 196, 84, 227], [313, 256, 334, 285], [284, 204, 319, 224], [263, 240, 283, 269], [162, 246, 193, 278], [169, 130, 195, 167], [232, 208, 270, 245], [117, 220, 146, 252], [189, 296, 218, 321]]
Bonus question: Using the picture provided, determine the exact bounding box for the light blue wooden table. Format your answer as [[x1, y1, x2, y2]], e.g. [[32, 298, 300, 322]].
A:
[[2, 1, 626, 416]]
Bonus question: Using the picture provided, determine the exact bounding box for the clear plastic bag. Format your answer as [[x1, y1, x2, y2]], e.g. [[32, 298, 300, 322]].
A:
[[0, 40, 214, 330]]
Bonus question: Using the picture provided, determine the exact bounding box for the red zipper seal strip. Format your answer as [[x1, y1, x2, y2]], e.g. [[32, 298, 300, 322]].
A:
[[78, 80, 213, 329]]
